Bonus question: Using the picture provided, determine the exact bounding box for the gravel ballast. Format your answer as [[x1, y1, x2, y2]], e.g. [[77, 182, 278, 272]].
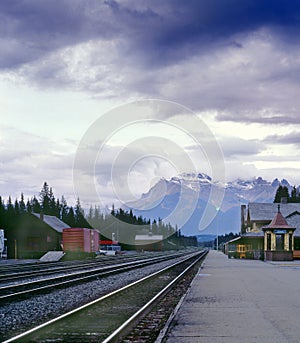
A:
[[0, 256, 188, 341]]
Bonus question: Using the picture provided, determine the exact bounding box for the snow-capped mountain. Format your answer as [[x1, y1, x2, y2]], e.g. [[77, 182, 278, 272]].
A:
[[124, 173, 294, 236], [170, 173, 212, 191]]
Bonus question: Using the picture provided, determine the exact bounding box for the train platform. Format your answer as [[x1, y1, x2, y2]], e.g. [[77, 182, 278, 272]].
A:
[[164, 250, 300, 343]]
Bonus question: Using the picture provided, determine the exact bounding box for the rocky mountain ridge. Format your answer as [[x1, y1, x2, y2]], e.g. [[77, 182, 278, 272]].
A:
[[125, 173, 296, 236]]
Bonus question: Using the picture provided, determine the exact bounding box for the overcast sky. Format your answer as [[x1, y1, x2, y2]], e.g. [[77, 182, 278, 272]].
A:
[[1, 0, 300, 209]]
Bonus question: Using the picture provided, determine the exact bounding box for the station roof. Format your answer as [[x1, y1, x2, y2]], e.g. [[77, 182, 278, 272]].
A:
[[135, 234, 163, 241], [227, 232, 264, 244], [285, 212, 300, 236], [32, 213, 70, 233], [248, 203, 300, 222], [242, 232, 264, 237]]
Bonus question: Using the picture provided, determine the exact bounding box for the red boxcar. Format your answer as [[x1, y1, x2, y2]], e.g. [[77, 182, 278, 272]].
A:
[[62, 228, 99, 253]]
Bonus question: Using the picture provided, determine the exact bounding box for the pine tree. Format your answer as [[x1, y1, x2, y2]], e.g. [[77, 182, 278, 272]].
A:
[[75, 198, 88, 227], [31, 196, 41, 213], [86, 205, 95, 228], [53, 198, 60, 218], [49, 187, 57, 215], [65, 207, 76, 227], [26, 199, 33, 213], [274, 185, 290, 203], [137, 215, 144, 225], [0, 196, 5, 228], [14, 199, 20, 216], [39, 182, 51, 214], [7, 196, 14, 217], [93, 205, 102, 230], [111, 204, 115, 216], [60, 196, 68, 222], [19, 193, 26, 213], [6, 197, 16, 230], [151, 219, 157, 232], [290, 186, 298, 203]]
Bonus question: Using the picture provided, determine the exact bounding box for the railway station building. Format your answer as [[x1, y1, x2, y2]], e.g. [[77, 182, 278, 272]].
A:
[[226, 202, 300, 261]]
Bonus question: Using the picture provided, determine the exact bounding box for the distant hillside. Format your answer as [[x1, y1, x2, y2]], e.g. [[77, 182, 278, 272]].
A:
[[196, 234, 215, 243]]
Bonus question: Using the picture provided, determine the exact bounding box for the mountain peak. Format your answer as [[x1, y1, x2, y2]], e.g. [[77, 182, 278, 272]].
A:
[[172, 172, 212, 182], [253, 176, 268, 185], [271, 178, 280, 187], [280, 179, 290, 187]]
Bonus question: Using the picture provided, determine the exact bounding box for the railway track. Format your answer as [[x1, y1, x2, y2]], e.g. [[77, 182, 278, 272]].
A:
[[2, 249, 208, 343], [0, 251, 189, 302], [0, 252, 170, 282]]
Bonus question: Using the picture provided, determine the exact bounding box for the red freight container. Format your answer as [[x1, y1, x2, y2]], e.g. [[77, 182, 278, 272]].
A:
[[62, 228, 100, 253]]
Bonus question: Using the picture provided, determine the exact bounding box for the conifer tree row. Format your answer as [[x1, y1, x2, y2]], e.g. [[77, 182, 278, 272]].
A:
[[274, 185, 300, 203], [0, 182, 88, 230], [0, 182, 180, 242]]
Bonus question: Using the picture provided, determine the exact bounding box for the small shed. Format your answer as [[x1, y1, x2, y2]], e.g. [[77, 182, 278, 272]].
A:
[[62, 228, 100, 253], [9, 212, 69, 259], [262, 205, 295, 261], [135, 234, 163, 251]]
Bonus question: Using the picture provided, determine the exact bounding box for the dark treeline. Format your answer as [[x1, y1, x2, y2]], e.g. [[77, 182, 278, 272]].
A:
[[0, 182, 90, 230], [0, 182, 198, 248], [214, 232, 239, 248], [274, 185, 300, 203], [199, 232, 239, 249]]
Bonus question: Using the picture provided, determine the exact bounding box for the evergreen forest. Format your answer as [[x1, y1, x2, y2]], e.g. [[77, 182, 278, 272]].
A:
[[0, 182, 197, 253]]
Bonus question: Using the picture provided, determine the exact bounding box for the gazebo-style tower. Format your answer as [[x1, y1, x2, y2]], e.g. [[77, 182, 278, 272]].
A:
[[262, 205, 295, 261]]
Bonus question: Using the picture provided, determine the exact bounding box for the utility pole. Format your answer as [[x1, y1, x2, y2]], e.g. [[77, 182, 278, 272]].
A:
[[14, 239, 17, 259], [216, 206, 220, 251]]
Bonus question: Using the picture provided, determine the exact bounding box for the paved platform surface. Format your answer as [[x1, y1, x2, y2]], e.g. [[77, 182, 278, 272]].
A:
[[165, 250, 300, 343]]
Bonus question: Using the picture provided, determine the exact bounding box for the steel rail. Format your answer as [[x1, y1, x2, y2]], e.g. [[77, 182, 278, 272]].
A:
[[0, 256, 150, 284], [0, 251, 191, 301], [102, 249, 208, 342], [2, 249, 207, 343], [0, 252, 182, 289], [0, 253, 169, 281], [0, 258, 112, 281]]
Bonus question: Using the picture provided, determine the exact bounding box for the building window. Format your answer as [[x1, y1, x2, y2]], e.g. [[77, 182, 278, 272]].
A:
[[228, 244, 237, 252], [276, 234, 284, 251], [267, 234, 271, 250], [295, 237, 300, 250], [289, 234, 293, 251], [237, 244, 252, 253]]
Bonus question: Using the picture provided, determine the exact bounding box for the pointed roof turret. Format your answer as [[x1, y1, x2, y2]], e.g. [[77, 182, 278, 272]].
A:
[[263, 204, 295, 230]]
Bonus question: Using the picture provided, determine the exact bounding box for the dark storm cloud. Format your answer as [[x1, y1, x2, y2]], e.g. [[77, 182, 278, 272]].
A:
[[103, 0, 300, 66], [0, 0, 115, 68], [1, 0, 300, 69], [1, 0, 300, 125]]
